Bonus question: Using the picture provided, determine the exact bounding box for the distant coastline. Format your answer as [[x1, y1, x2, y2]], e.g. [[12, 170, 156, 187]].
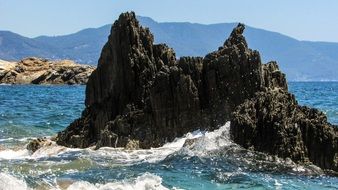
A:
[[0, 57, 95, 85]]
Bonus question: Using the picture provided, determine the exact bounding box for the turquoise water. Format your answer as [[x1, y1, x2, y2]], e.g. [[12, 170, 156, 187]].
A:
[[0, 83, 337, 189]]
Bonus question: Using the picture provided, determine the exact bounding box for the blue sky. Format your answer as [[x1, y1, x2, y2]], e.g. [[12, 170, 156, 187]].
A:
[[1, 0, 338, 42]]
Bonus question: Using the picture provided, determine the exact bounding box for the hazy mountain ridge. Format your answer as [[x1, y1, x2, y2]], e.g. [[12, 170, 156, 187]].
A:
[[0, 16, 338, 81]]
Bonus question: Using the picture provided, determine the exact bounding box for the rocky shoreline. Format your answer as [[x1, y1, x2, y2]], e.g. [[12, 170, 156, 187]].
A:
[[0, 57, 95, 85], [49, 12, 337, 172]]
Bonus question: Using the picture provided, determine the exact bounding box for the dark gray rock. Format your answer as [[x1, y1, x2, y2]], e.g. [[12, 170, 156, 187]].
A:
[[56, 12, 338, 172]]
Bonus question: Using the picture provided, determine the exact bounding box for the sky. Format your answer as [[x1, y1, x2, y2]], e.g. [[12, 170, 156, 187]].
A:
[[1, 0, 338, 42]]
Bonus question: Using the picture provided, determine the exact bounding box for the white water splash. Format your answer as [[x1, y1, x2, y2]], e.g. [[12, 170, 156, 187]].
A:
[[0, 123, 231, 163], [0, 140, 79, 160], [178, 122, 235, 157], [0, 124, 206, 164], [0, 173, 30, 190], [0, 149, 30, 160], [88, 123, 231, 165], [0, 172, 170, 190], [0, 137, 14, 142], [0, 122, 327, 189], [31, 145, 70, 159], [91, 129, 205, 165], [0, 122, 311, 174], [67, 173, 168, 190]]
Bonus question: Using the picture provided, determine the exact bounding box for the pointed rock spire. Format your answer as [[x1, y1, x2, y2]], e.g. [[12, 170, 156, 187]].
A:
[[223, 23, 248, 48]]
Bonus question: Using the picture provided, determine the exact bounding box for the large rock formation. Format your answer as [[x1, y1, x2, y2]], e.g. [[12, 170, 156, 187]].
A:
[[56, 12, 337, 172], [0, 57, 95, 85]]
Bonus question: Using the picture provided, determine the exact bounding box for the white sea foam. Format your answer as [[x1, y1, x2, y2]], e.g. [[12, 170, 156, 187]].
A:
[[0, 122, 314, 175], [0, 136, 38, 143], [0, 123, 228, 163], [91, 127, 205, 165], [0, 136, 186, 163], [0, 137, 14, 142], [0, 173, 30, 190], [31, 144, 69, 159], [0, 122, 324, 189], [0, 172, 170, 190], [0, 149, 30, 160], [178, 122, 234, 157], [0, 139, 79, 160], [67, 173, 168, 190]]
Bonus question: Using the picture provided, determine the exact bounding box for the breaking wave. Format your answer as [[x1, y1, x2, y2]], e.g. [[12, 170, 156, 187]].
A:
[[67, 173, 169, 190], [0, 122, 321, 172], [0, 172, 169, 190], [0, 173, 29, 190], [0, 122, 328, 189]]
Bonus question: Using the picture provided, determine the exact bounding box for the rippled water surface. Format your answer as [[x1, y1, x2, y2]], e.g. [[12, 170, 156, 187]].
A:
[[289, 82, 338, 124], [0, 83, 337, 190]]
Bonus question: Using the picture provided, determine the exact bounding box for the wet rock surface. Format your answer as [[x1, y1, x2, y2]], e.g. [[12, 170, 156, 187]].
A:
[[0, 57, 95, 85], [56, 12, 338, 172]]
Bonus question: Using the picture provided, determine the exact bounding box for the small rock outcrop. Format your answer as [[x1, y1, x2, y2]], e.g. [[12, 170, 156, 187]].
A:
[[0, 57, 95, 85], [26, 137, 53, 153], [56, 12, 337, 172]]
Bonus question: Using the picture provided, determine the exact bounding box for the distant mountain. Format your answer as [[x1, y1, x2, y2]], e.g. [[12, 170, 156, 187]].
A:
[[1, 16, 338, 81], [0, 26, 110, 64], [0, 31, 56, 59], [34, 25, 109, 64]]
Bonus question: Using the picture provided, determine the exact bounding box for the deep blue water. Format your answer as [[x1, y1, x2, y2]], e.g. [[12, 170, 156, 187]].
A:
[[289, 82, 338, 124], [0, 85, 85, 146], [0, 83, 337, 189]]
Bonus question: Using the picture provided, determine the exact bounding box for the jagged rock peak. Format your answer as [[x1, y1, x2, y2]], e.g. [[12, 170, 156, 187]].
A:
[[85, 11, 176, 107], [117, 11, 138, 25], [107, 11, 155, 57], [224, 23, 248, 48]]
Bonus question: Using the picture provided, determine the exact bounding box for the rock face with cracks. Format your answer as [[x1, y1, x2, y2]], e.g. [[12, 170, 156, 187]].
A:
[[56, 12, 337, 172]]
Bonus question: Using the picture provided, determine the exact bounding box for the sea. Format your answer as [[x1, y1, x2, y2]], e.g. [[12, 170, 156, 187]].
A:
[[0, 82, 337, 190]]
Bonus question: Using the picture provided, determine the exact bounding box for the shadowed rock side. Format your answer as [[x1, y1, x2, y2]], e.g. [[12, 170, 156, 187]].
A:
[[56, 12, 337, 172], [0, 57, 95, 85]]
